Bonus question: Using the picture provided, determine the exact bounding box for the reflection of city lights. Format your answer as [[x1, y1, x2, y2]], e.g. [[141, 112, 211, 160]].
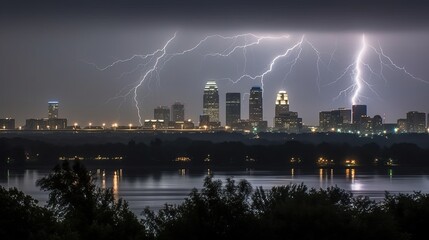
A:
[[113, 170, 119, 202]]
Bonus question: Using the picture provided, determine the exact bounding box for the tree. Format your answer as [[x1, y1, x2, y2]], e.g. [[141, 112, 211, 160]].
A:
[[0, 186, 62, 240], [143, 176, 257, 240], [37, 161, 147, 240]]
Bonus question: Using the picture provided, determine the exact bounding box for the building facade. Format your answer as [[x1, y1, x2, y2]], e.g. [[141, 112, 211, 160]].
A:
[[406, 111, 426, 133], [171, 102, 185, 122], [352, 105, 367, 125], [48, 101, 59, 119], [225, 93, 241, 127], [249, 86, 263, 122], [154, 106, 170, 126], [203, 81, 220, 123], [0, 118, 15, 130]]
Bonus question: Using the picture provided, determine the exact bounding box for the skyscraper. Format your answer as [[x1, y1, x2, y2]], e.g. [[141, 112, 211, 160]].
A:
[[274, 90, 302, 132], [249, 86, 263, 122], [275, 90, 289, 116], [203, 81, 219, 123], [154, 106, 170, 124], [171, 102, 185, 122], [352, 105, 367, 124], [48, 101, 59, 119], [225, 93, 241, 126]]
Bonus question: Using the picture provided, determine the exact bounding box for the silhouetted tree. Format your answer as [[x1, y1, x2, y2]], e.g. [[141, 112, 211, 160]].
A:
[[37, 161, 147, 240]]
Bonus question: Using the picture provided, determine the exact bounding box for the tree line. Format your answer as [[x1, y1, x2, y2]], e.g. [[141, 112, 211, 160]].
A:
[[1, 161, 429, 240], [1, 137, 429, 167]]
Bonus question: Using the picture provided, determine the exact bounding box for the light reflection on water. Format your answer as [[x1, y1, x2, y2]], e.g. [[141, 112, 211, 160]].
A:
[[2, 168, 429, 215]]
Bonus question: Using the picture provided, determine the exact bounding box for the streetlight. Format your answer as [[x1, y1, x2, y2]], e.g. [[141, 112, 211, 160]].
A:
[[128, 123, 132, 130], [102, 123, 106, 130], [89, 122, 92, 129]]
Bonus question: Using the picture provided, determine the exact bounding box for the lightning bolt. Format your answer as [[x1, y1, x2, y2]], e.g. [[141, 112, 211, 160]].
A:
[[219, 36, 305, 90], [94, 33, 319, 125], [352, 34, 367, 105], [332, 34, 426, 106]]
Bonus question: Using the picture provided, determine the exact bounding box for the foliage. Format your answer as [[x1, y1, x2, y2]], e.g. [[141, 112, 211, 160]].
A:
[[37, 161, 146, 240]]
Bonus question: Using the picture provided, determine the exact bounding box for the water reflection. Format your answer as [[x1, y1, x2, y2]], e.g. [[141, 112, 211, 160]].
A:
[[2, 167, 429, 215]]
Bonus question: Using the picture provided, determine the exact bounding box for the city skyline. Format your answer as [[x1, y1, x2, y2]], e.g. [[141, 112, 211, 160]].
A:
[[1, 2, 429, 127]]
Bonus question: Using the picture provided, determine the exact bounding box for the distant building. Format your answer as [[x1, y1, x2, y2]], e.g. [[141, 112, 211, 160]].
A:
[[319, 111, 333, 132], [48, 101, 59, 119], [274, 91, 301, 133], [352, 105, 367, 125], [225, 93, 241, 127], [275, 90, 289, 116], [143, 119, 166, 129], [397, 119, 408, 133], [249, 86, 263, 122], [199, 114, 210, 128], [154, 106, 170, 127], [406, 111, 426, 133], [319, 108, 351, 132], [171, 102, 185, 122], [25, 118, 67, 130], [372, 115, 383, 133], [0, 118, 15, 130], [203, 81, 220, 123], [172, 120, 195, 129]]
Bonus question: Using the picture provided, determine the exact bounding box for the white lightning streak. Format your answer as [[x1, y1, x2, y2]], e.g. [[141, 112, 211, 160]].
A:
[[352, 34, 367, 105], [133, 33, 177, 125]]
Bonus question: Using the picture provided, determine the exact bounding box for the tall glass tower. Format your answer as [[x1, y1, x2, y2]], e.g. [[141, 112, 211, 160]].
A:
[[226, 93, 241, 126], [203, 81, 219, 123], [249, 86, 263, 122]]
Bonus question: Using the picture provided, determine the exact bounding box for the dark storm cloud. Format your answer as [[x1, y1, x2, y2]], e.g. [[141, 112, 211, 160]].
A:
[[2, 0, 429, 30]]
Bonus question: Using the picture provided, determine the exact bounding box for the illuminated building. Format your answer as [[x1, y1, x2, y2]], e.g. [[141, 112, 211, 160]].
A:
[[249, 86, 263, 122], [0, 118, 15, 130], [225, 93, 240, 127], [406, 111, 426, 133], [154, 106, 170, 127], [48, 101, 59, 119], [171, 102, 185, 122], [203, 81, 219, 123], [275, 90, 289, 116], [143, 119, 165, 129], [274, 91, 301, 132]]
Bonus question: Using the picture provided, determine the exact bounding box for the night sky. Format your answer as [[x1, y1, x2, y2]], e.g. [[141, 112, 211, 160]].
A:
[[1, 0, 429, 126]]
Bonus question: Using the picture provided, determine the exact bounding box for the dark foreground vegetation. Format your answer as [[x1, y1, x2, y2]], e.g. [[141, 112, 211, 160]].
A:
[[1, 137, 429, 168], [2, 162, 429, 240]]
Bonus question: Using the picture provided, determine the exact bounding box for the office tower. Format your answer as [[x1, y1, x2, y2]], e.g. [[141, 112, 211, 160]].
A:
[[154, 106, 170, 124], [352, 105, 367, 124], [275, 90, 289, 116], [249, 86, 263, 122], [48, 101, 59, 119], [274, 90, 301, 132], [406, 111, 426, 133], [225, 93, 241, 126], [171, 102, 185, 122], [203, 81, 219, 123]]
